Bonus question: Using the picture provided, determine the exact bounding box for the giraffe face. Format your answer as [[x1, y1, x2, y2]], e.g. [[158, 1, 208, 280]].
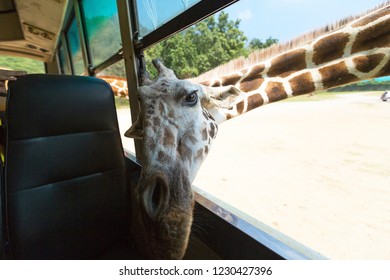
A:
[[126, 60, 220, 259]]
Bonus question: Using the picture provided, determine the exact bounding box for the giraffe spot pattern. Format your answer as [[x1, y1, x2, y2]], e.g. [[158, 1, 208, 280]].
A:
[[163, 127, 175, 147], [265, 81, 288, 102], [312, 32, 350, 65], [239, 64, 265, 92], [158, 150, 169, 163], [319, 61, 359, 88], [375, 59, 390, 77], [289, 72, 315, 96], [208, 122, 217, 139], [353, 53, 385, 73], [201, 128, 208, 141], [268, 49, 307, 78], [352, 18, 390, 54], [153, 116, 161, 127], [246, 93, 264, 111], [221, 73, 242, 86], [195, 148, 204, 161], [178, 142, 192, 162]]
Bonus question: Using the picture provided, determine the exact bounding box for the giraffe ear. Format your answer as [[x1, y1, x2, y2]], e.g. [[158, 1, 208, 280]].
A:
[[124, 115, 143, 139], [201, 85, 243, 108]]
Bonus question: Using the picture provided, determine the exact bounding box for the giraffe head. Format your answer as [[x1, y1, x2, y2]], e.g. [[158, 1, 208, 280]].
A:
[[125, 59, 241, 259]]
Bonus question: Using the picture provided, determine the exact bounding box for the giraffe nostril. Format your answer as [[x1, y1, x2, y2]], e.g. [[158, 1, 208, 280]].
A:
[[142, 172, 170, 220]]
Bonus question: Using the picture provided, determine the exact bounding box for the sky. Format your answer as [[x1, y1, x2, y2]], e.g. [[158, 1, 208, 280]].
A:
[[222, 0, 387, 43]]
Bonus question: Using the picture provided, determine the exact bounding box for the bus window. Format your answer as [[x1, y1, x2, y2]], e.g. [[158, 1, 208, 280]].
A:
[[66, 17, 84, 75], [58, 43, 72, 75], [190, 1, 390, 259], [96, 60, 135, 155], [81, 0, 122, 66], [136, 0, 201, 37]]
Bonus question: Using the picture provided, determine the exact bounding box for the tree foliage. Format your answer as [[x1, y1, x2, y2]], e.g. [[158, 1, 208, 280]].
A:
[[144, 12, 250, 79], [249, 37, 278, 51]]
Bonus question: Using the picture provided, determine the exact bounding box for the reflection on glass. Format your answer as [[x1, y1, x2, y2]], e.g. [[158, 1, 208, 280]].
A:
[[96, 60, 135, 155], [136, 0, 201, 36], [81, 0, 122, 66], [58, 43, 71, 74], [66, 18, 84, 75]]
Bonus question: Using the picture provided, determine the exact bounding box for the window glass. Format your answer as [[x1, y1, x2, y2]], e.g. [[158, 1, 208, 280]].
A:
[[140, 0, 390, 259], [81, 0, 122, 66], [58, 42, 71, 74], [96, 60, 135, 155], [66, 17, 84, 75], [136, 0, 201, 37]]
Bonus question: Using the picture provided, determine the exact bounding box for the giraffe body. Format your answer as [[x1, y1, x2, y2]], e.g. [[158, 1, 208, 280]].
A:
[[98, 75, 129, 99]]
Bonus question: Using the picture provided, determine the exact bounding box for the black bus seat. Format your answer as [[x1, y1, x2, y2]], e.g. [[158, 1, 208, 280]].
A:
[[1, 74, 136, 259]]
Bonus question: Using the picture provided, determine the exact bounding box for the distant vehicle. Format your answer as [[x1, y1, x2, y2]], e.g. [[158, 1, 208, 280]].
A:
[[380, 91, 390, 102]]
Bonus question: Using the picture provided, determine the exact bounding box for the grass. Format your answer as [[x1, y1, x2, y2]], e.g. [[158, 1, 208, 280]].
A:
[[0, 55, 45, 73]]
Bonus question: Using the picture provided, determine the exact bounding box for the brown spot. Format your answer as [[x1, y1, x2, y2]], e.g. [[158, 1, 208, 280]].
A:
[[319, 61, 358, 89], [352, 7, 389, 28], [240, 64, 265, 92], [159, 103, 164, 115], [158, 151, 169, 163], [313, 32, 350, 65], [374, 59, 390, 78], [153, 117, 161, 127], [163, 127, 175, 147], [201, 128, 208, 141], [246, 93, 264, 111], [265, 81, 288, 102], [196, 148, 204, 160], [200, 81, 212, 87], [268, 49, 306, 78], [354, 53, 385, 73], [168, 110, 175, 118], [236, 100, 245, 114], [204, 146, 209, 155], [178, 142, 192, 162], [226, 113, 234, 120], [352, 18, 390, 54], [146, 137, 156, 152], [221, 73, 242, 86], [208, 123, 216, 139], [289, 72, 315, 96], [211, 80, 222, 87]]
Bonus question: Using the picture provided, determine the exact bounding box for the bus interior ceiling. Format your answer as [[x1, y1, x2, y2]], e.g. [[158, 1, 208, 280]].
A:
[[0, 0, 68, 62]]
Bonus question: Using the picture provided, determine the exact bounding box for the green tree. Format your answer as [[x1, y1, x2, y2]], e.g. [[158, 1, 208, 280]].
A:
[[249, 36, 278, 50], [144, 11, 248, 79]]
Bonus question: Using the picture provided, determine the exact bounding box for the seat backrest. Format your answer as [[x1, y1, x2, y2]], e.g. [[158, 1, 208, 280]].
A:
[[3, 74, 132, 259]]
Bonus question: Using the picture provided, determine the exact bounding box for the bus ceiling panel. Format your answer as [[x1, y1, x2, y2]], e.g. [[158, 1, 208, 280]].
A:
[[0, 0, 15, 12], [0, 0, 69, 62]]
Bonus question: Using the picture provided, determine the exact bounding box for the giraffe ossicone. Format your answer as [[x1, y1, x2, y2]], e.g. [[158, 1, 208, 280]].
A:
[[125, 59, 243, 259]]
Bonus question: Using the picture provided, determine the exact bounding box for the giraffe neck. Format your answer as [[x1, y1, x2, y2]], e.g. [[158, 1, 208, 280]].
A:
[[202, 4, 390, 121]]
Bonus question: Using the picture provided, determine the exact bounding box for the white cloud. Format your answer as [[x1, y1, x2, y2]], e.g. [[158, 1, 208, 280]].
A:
[[237, 9, 252, 21]]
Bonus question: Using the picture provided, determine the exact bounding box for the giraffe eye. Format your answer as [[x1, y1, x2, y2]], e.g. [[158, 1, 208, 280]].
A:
[[184, 90, 198, 106]]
